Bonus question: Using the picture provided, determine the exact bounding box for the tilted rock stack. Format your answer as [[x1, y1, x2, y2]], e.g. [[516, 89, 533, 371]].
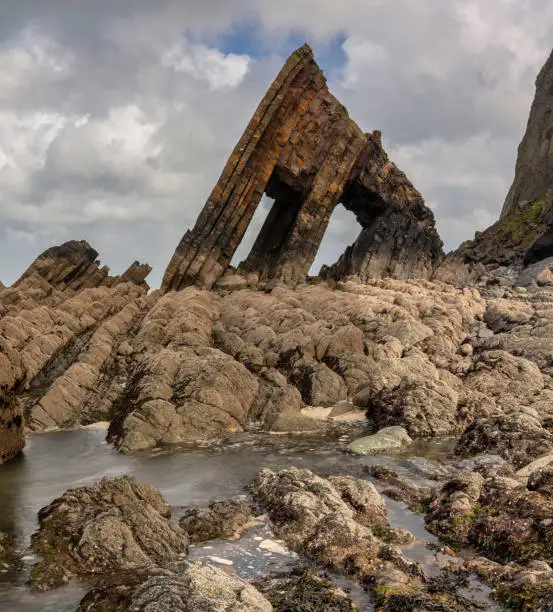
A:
[[162, 44, 443, 291]]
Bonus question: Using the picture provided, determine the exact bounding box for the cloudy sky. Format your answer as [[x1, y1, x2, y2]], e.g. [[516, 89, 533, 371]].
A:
[[0, 0, 552, 287]]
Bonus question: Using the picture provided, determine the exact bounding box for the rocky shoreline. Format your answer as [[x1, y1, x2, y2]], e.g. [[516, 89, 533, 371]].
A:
[[3, 42, 553, 610]]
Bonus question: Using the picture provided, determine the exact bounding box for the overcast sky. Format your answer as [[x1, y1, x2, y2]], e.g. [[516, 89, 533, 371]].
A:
[[0, 0, 552, 287]]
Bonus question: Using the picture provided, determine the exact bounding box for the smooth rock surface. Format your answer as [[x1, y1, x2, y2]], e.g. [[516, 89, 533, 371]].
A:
[[347, 426, 413, 455]]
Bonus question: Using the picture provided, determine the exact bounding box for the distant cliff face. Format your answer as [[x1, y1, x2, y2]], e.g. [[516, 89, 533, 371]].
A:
[[437, 49, 553, 282], [501, 49, 553, 220]]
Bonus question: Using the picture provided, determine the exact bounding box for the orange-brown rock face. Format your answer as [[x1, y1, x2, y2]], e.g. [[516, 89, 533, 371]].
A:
[[0, 241, 152, 463], [162, 44, 443, 291]]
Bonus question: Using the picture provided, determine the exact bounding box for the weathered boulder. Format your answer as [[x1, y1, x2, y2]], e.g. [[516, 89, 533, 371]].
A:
[[250, 468, 384, 573], [79, 562, 273, 612], [128, 563, 273, 612], [347, 426, 413, 455], [31, 476, 188, 590], [179, 500, 252, 543], [290, 362, 347, 407], [462, 350, 544, 411], [456, 411, 553, 469], [427, 471, 553, 564], [528, 464, 553, 496], [366, 377, 460, 437]]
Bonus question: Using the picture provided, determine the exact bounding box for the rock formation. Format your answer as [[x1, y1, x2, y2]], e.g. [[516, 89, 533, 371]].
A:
[[502, 49, 553, 220], [438, 49, 553, 282], [31, 475, 188, 590], [0, 241, 152, 463], [14, 240, 151, 293], [162, 44, 442, 291]]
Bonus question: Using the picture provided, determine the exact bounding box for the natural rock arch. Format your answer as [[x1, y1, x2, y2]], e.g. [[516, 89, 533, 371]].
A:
[[162, 44, 442, 291]]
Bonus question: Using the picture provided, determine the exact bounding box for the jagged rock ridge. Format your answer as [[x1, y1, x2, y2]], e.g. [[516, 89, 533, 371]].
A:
[[0, 241, 152, 463], [162, 44, 443, 291]]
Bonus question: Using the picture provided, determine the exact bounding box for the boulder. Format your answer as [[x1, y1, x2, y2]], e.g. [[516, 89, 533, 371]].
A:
[[31, 476, 188, 590], [456, 411, 553, 469], [367, 377, 460, 437], [347, 426, 413, 455], [179, 500, 252, 544], [79, 562, 273, 612]]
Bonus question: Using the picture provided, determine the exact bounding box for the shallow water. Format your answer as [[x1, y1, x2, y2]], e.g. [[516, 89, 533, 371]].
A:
[[0, 427, 497, 611]]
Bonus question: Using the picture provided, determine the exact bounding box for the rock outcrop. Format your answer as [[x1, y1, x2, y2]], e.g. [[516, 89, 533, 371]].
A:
[[31, 476, 188, 590], [438, 49, 553, 281], [502, 49, 553, 220], [250, 467, 485, 609], [179, 500, 252, 544], [79, 562, 273, 612], [162, 44, 442, 291], [0, 241, 151, 463], [13, 240, 151, 293]]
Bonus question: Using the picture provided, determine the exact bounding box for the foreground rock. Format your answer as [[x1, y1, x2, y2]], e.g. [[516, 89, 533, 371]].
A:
[[179, 500, 252, 544], [0, 530, 17, 567], [31, 476, 188, 590], [467, 557, 553, 611], [254, 567, 357, 611], [426, 468, 553, 564], [250, 467, 480, 609], [79, 561, 273, 612], [455, 410, 553, 469]]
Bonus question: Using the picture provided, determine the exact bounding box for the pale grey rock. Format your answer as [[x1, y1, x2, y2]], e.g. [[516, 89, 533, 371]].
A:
[[347, 426, 413, 455]]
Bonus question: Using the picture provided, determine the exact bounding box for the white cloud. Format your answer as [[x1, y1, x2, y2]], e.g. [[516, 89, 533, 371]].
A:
[[0, 29, 74, 103], [163, 41, 251, 90]]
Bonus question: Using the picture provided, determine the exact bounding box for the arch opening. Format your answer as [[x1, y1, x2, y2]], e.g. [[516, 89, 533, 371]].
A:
[[309, 204, 361, 276]]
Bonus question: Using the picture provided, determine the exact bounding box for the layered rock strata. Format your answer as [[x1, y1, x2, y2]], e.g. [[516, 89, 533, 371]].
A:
[[162, 45, 442, 291], [0, 242, 152, 462]]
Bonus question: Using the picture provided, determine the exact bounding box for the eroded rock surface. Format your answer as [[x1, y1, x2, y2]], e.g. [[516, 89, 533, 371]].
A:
[[31, 476, 188, 590], [79, 562, 273, 612], [254, 567, 357, 611], [426, 469, 553, 565], [0, 241, 152, 462], [250, 467, 487, 610], [179, 500, 253, 544]]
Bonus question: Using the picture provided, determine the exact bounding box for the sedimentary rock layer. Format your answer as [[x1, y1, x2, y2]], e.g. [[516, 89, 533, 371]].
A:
[[0, 242, 152, 463], [162, 45, 442, 291]]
